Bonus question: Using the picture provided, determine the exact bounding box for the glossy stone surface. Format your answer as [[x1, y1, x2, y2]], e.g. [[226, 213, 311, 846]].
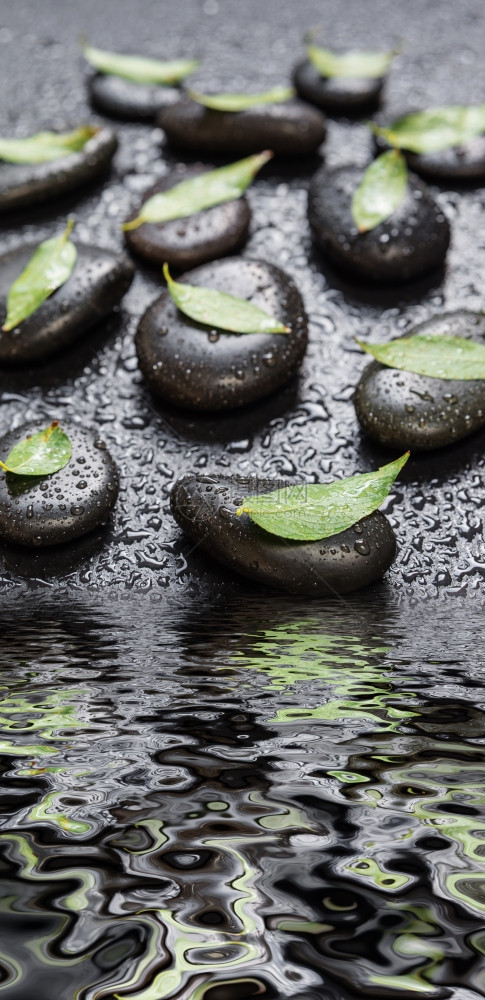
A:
[[374, 124, 485, 181], [158, 98, 326, 156], [0, 127, 117, 212], [171, 472, 397, 594], [135, 257, 308, 410], [293, 59, 385, 113], [124, 165, 250, 269], [0, 421, 119, 547], [0, 243, 134, 363], [354, 310, 485, 450], [88, 72, 180, 122], [308, 163, 450, 282]]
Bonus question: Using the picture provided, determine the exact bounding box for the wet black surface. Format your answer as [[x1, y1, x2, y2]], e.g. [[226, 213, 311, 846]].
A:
[[0, 2, 484, 589], [135, 257, 308, 410], [308, 164, 450, 283], [171, 473, 396, 593], [0, 127, 117, 212], [88, 72, 181, 123], [0, 420, 119, 546], [2, 6, 485, 998], [293, 59, 385, 114], [124, 165, 250, 270], [354, 310, 485, 450], [0, 242, 134, 363]]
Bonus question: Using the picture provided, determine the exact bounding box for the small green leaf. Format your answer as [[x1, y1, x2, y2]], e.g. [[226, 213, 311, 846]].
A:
[[307, 44, 394, 79], [371, 104, 485, 154], [0, 422, 72, 477], [123, 150, 272, 231], [351, 150, 408, 233], [82, 42, 198, 85], [163, 263, 290, 335], [357, 333, 485, 380], [0, 126, 98, 164], [236, 453, 409, 541], [3, 220, 77, 332], [187, 86, 295, 112]]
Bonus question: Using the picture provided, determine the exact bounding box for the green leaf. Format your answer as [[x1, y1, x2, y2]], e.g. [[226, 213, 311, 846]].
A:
[[0, 126, 98, 164], [163, 263, 290, 335], [356, 333, 485, 380], [307, 44, 394, 79], [0, 422, 72, 477], [3, 220, 77, 332], [123, 150, 272, 232], [187, 86, 295, 112], [236, 453, 409, 541], [82, 42, 198, 85], [351, 150, 408, 233], [371, 104, 485, 154]]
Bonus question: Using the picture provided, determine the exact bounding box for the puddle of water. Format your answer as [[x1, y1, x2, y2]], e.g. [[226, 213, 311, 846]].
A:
[[0, 594, 484, 999]]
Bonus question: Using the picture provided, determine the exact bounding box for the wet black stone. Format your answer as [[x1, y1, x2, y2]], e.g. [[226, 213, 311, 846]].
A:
[[158, 98, 326, 157], [308, 163, 450, 283], [0, 421, 119, 547], [88, 72, 180, 123], [0, 127, 117, 213], [374, 121, 485, 181], [124, 165, 250, 270], [354, 310, 485, 450], [0, 243, 134, 364], [135, 257, 308, 410], [293, 60, 385, 114], [170, 473, 397, 595]]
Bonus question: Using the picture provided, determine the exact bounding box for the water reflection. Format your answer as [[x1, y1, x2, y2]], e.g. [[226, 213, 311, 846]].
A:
[[0, 594, 484, 998]]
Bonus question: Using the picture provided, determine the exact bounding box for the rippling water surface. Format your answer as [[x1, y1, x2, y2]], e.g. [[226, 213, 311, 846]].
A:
[[1, 594, 484, 1000]]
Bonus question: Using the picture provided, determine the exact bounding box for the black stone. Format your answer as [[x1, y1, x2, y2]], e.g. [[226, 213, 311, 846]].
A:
[[354, 310, 485, 450], [124, 165, 250, 269], [135, 257, 308, 411], [293, 60, 385, 114], [0, 127, 117, 213], [374, 122, 485, 181], [170, 473, 397, 595], [0, 243, 134, 364], [157, 98, 326, 157], [308, 163, 450, 283], [88, 72, 180, 123], [0, 421, 119, 547]]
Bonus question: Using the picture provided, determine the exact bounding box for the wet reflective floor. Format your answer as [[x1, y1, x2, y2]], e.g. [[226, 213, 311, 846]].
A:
[[1, 594, 484, 999]]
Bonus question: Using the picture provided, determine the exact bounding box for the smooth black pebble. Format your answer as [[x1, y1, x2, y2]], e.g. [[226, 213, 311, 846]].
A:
[[293, 60, 385, 113], [0, 243, 134, 364], [158, 98, 326, 157], [135, 257, 308, 410], [88, 72, 180, 123], [170, 473, 397, 595], [354, 310, 485, 450], [124, 165, 250, 269], [374, 120, 485, 181], [0, 421, 119, 547], [0, 127, 117, 212], [308, 163, 450, 282]]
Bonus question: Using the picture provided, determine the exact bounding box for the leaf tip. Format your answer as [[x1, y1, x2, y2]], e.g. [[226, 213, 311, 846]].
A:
[[121, 216, 141, 232], [0, 460, 8, 473], [235, 506, 243, 517], [162, 262, 172, 284]]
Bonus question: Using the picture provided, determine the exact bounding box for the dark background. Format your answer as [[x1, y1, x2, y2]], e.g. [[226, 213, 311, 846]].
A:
[[0, 0, 484, 601]]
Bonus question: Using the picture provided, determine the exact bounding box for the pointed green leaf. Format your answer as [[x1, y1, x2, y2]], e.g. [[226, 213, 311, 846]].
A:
[[123, 151, 272, 231], [351, 150, 408, 233], [371, 105, 485, 154], [82, 43, 198, 85], [236, 453, 409, 541], [307, 44, 394, 79], [163, 263, 290, 335], [187, 86, 295, 112], [3, 220, 77, 332], [0, 126, 98, 164], [0, 422, 72, 477], [357, 334, 485, 380]]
